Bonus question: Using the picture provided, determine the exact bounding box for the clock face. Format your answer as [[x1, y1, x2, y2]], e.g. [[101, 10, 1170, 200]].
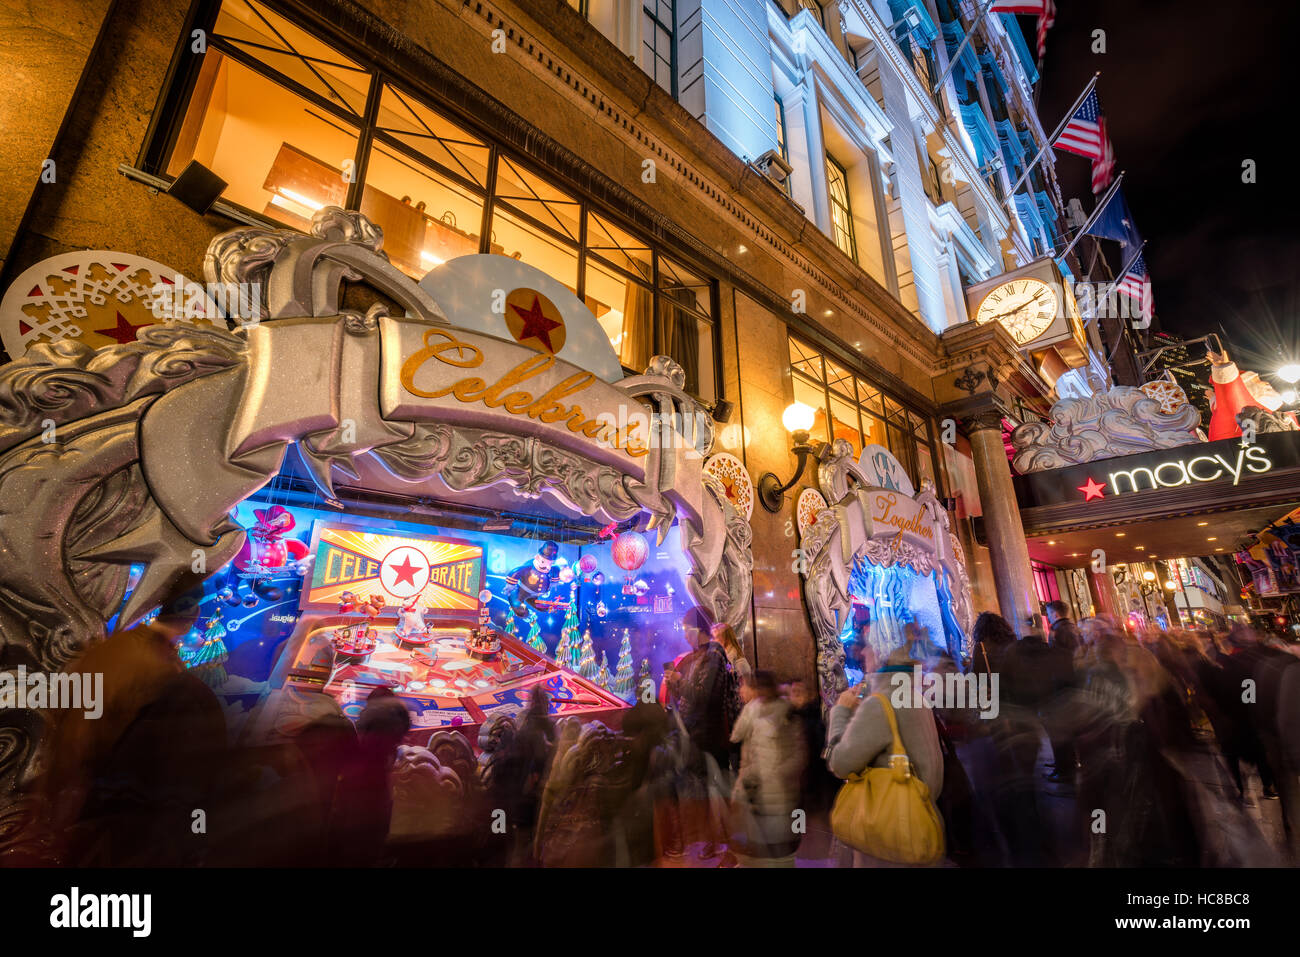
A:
[[974, 278, 1058, 344]]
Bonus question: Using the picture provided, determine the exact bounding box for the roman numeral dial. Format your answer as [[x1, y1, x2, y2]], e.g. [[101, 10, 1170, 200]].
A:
[[974, 278, 1058, 345]]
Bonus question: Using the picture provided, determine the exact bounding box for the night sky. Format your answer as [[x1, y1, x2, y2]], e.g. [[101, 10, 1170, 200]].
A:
[[1012, 1, 1299, 374]]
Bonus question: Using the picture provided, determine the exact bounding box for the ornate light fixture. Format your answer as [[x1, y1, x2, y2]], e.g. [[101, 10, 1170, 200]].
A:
[[758, 402, 829, 512]]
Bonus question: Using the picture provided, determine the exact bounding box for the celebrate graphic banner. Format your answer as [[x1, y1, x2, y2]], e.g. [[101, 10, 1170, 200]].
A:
[[306, 524, 483, 613]]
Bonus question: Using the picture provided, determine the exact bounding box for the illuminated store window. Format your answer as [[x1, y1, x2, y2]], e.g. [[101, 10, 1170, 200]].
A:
[[361, 146, 484, 278], [1032, 562, 1061, 605], [374, 84, 491, 189], [165, 0, 370, 222], [787, 335, 939, 488], [658, 256, 715, 401], [494, 157, 582, 244], [825, 153, 858, 262], [490, 206, 580, 291], [586, 213, 654, 370], [154, 0, 719, 399]]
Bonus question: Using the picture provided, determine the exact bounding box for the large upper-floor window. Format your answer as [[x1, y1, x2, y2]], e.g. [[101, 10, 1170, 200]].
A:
[[774, 94, 792, 196], [153, 0, 718, 399], [825, 153, 858, 263], [788, 335, 938, 491], [643, 1, 677, 97]]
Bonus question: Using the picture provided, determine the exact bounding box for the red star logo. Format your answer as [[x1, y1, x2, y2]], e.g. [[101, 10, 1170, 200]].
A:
[[388, 555, 422, 587], [102, 310, 146, 344], [509, 295, 563, 354], [1078, 477, 1106, 502]]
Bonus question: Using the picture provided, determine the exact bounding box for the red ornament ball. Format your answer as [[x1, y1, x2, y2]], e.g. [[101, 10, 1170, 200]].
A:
[[611, 530, 649, 571], [578, 554, 599, 574]]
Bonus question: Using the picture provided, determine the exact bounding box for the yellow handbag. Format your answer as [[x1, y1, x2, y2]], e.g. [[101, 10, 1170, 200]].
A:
[[830, 693, 945, 865]]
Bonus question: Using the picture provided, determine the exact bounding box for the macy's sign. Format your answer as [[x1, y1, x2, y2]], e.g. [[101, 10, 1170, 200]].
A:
[[1108, 445, 1272, 495]]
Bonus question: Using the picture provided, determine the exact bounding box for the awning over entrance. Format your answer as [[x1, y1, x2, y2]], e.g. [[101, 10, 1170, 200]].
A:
[[995, 431, 1300, 567]]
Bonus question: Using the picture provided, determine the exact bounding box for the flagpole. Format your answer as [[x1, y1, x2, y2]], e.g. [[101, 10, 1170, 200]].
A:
[[931, 0, 997, 95], [1083, 239, 1148, 336], [1099, 239, 1147, 302], [1008, 72, 1099, 196], [1055, 170, 1123, 262]]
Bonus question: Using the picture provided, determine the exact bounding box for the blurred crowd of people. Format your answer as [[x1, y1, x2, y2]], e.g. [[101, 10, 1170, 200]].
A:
[[8, 601, 1299, 868]]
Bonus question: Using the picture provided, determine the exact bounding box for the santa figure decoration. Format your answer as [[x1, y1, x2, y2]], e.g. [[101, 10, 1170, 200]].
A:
[[1205, 342, 1298, 440]]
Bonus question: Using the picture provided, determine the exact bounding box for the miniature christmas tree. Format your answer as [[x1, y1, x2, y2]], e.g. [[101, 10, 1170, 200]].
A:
[[554, 624, 573, 669], [524, 608, 547, 654], [556, 582, 580, 668], [613, 630, 634, 700], [577, 627, 598, 679], [596, 660, 611, 689]]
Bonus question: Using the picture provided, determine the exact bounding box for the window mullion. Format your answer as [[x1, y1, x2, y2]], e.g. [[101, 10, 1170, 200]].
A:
[[346, 73, 383, 210]]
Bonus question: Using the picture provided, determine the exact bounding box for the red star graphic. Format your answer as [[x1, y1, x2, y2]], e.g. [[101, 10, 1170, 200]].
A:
[[1078, 477, 1106, 502], [388, 555, 422, 587], [102, 311, 146, 344], [510, 295, 562, 353]]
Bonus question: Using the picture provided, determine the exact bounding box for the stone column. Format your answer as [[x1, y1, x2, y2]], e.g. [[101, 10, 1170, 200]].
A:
[[966, 411, 1040, 635], [1088, 567, 1122, 621]]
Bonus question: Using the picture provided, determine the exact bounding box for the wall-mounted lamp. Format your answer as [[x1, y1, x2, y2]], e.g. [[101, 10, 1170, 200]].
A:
[[758, 402, 829, 512]]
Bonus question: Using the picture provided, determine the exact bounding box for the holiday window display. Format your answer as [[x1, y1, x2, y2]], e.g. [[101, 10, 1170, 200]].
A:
[[0, 209, 754, 839]]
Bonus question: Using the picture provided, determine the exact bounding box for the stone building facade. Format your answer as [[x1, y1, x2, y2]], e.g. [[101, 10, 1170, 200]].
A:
[[1, 0, 1100, 686]]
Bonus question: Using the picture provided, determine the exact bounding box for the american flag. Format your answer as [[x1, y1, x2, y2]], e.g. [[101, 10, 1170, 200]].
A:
[[1091, 115, 1115, 193], [1055, 89, 1105, 160], [1037, 0, 1056, 59], [990, 0, 1055, 58], [1118, 253, 1153, 323]]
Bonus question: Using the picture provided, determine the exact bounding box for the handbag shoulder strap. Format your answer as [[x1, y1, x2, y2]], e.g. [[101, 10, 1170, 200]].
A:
[[869, 692, 908, 759]]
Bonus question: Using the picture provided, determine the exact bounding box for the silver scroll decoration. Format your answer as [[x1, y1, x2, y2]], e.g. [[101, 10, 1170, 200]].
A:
[[798, 439, 973, 712], [1009, 382, 1201, 473]]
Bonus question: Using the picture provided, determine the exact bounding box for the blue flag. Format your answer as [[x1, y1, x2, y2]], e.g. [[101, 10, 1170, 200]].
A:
[[1086, 188, 1142, 248]]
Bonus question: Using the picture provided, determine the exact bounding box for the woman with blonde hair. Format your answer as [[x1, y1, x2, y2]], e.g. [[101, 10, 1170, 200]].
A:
[[710, 622, 752, 682]]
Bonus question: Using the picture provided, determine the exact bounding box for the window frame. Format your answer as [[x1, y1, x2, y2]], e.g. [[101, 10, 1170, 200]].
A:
[[642, 0, 678, 99], [787, 333, 943, 494], [144, 0, 722, 401], [824, 152, 858, 263]]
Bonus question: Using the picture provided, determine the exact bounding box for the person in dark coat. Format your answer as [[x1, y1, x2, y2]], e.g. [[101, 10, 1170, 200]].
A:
[[994, 624, 1074, 864], [1043, 601, 1080, 782], [676, 607, 732, 771], [1212, 626, 1280, 799], [786, 678, 832, 812], [332, 687, 410, 866]]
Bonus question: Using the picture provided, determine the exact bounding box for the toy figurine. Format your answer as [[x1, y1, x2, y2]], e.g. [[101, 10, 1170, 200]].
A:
[[224, 505, 309, 604], [394, 596, 428, 641], [502, 541, 560, 618], [359, 594, 385, 640], [337, 590, 359, 615]]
